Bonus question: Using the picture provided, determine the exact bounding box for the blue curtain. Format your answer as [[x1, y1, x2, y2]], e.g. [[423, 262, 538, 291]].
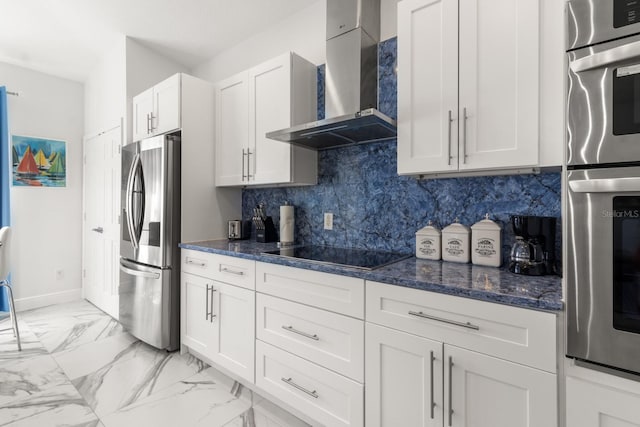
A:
[[0, 87, 10, 312]]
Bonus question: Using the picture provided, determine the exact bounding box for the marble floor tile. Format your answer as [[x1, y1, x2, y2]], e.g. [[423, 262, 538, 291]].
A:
[[100, 368, 252, 427], [53, 333, 140, 380], [71, 340, 208, 418], [0, 354, 70, 406], [1, 299, 311, 427], [0, 382, 99, 427], [27, 315, 125, 354], [0, 322, 48, 362]]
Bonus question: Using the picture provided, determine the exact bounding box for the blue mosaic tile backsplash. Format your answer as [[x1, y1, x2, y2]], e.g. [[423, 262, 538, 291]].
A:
[[242, 38, 562, 267]]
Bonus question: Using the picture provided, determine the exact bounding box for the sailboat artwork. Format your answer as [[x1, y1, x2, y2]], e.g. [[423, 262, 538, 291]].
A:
[[12, 135, 66, 187]]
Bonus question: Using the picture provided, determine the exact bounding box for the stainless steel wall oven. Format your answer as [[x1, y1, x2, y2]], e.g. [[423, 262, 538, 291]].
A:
[[567, 0, 640, 379]]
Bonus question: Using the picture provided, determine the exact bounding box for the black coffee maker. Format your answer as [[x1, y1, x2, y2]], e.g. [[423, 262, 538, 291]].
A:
[[508, 215, 556, 275]]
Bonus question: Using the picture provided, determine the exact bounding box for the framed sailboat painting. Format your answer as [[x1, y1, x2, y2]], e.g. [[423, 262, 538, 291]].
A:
[[12, 135, 66, 187]]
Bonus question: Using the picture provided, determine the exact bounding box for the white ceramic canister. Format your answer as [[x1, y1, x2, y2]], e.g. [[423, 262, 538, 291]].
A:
[[471, 214, 502, 267], [416, 221, 441, 260], [442, 218, 471, 263]]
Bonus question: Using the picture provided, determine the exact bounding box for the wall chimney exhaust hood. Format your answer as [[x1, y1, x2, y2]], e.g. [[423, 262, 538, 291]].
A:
[[266, 0, 396, 150]]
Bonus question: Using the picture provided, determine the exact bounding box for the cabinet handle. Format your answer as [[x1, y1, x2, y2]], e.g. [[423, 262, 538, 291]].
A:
[[462, 107, 468, 164], [408, 310, 480, 331], [146, 113, 151, 134], [149, 112, 156, 131], [281, 377, 319, 399], [220, 267, 244, 276], [281, 325, 319, 341], [205, 284, 211, 321], [430, 351, 435, 419], [242, 149, 247, 181], [92, 227, 104, 234], [447, 110, 453, 166], [246, 149, 253, 180], [448, 356, 454, 427], [209, 285, 217, 323], [186, 258, 206, 267]]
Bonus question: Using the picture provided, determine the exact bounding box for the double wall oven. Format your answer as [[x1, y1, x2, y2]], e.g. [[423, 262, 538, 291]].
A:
[[567, 0, 640, 378]]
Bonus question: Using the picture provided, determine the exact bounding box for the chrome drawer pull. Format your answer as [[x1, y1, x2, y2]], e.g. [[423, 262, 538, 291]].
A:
[[281, 377, 319, 399], [220, 267, 244, 276], [430, 351, 435, 419], [408, 310, 480, 331], [448, 356, 454, 426], [281, 325, 319, 341], [186, 258, 206, 267]]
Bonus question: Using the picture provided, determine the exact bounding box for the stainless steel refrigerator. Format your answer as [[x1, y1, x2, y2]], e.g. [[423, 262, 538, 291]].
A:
[[119, 133, 181, 351]]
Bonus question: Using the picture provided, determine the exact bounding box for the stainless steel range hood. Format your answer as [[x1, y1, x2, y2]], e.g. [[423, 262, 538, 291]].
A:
[[266, 0, 396, 150]]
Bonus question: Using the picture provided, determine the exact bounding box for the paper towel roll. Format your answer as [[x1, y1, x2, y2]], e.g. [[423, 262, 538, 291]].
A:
[[280, 204, 295, 245]]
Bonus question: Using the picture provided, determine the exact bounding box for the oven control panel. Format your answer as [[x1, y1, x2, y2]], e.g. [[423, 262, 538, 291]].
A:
[[615, 0, 640, 28]]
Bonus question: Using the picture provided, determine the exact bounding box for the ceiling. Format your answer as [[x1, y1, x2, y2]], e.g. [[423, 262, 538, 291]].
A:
[[0, 0, 320, 83]]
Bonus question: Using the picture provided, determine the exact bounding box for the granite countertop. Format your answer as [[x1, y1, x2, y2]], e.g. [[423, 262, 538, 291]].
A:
[[179, 240, 563, 312]]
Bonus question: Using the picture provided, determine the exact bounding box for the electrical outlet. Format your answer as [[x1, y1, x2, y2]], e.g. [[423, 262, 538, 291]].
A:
[[324, 212, 333, 230], [55, 269, 64, 280]]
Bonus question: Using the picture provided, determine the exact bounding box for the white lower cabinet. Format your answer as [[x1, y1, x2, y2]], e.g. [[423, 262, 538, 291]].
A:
[[180, 251, 255, 383], [256, 340, 364, 427], [566, 375, 640, 427], [365, 281, 558, 427], [446, 346, 556, 427], [365, 323, 443, 427]]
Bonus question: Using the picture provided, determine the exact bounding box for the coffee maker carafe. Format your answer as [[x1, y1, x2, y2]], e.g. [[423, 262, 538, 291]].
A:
[[508, 215, 556, 275]]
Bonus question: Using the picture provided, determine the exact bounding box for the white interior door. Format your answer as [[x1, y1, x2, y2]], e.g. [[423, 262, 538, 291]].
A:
[[83, 124, 121, 319]]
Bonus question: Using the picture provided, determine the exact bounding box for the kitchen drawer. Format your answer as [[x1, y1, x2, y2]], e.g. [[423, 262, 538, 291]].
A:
[[365, 281, 557, 373], [256, 340, 364, 427], [257, 293, 364, 382], [256, 262, 364, 318], [181, 249, 255, 290]]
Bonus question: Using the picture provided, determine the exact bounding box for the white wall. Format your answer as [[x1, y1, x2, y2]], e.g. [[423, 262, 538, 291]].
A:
[[192, 0, 326, 83], [84, 36, 126, 136], [1, 62, 84, 310], [192, 0, 399, 84]]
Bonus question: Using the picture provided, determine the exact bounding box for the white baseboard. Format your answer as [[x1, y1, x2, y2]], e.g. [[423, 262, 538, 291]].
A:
[[15, 288, 83, 312]]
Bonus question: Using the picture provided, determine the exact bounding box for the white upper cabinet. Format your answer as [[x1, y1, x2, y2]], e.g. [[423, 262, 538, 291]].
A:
[[398, 0, 562, 176], [215, 52, 318, 187], [397, 0, 459, 174], [132, 73, 181, 141], [215, 71, 249, 186]]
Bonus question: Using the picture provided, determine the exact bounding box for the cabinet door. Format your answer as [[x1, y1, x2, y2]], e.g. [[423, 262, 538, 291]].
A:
[[365, 323, 443, 427], [132, 88, 153, 142], [566, 376, 640, 427], [215, 71, 249, 186], [180, 272, 216, 358], [153, 74, 181, 136], [397, 0, 458, 175], [211, 280, 255, 383], [249, 53, 293, 185], [458, 0, 539, 170], [446, 346, 556, 427]]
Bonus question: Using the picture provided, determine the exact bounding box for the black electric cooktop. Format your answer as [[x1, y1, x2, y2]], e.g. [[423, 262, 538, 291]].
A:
[[262, 245, 411, 270]]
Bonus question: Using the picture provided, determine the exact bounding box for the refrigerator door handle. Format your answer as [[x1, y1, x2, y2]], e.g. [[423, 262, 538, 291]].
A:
[[125, 153, 139, 249], [119, 262, 161, 280], [127, 153, 144, 249]]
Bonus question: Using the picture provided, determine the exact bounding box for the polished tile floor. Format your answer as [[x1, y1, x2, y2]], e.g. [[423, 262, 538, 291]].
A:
[[0, 300, 310, 427]]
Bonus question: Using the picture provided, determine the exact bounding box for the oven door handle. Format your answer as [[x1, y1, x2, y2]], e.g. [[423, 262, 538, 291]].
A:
[[570, 39, 640, 73], [569, 177, 640, 193]]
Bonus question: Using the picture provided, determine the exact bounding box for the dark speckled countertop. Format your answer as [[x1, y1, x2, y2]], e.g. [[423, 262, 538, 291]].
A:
[[179, 240, 563, 312]]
